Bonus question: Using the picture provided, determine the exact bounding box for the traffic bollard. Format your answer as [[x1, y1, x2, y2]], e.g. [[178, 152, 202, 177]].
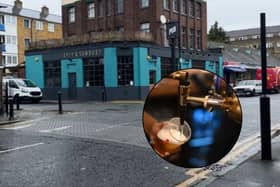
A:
[[16, 95, 20, 110], [58, 91, 63, 114], [9, 98, 14, 120]]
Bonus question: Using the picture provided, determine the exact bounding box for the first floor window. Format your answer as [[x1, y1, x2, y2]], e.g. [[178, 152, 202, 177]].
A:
[[44, 61, 61, 87], [140, 0, 149, 8], [189, 0, 194, 17], [189, 29, 195, 49], [163, 0, 170, 9], [117, 56, 133, 86], [197, 30, 202, 50], [140, 22, 150, 32], [173, 0, 178, 12], [23, 19, 31, 28], [69, 7, 75, 23], [84, 57, 104, 86], [48, 23, 55, 32], [36, 21, 43, 30], [88, 3, 95, 18], [24, 38, 31, 49], [115, 0, 124, 14]]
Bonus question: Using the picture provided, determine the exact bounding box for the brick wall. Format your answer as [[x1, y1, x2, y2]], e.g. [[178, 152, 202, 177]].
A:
[[62, 0, 207, 50]]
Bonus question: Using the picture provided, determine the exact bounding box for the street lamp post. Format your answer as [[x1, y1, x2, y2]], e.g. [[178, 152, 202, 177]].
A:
[[259, 13, 272, 160]]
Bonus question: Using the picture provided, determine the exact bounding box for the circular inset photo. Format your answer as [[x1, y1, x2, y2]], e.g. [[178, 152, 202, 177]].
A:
[[142, 69, 242, 168]]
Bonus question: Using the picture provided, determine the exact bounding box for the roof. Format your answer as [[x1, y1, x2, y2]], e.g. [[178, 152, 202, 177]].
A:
[[226, 25, 280, 37], [208, 42, 280, 67], [0, 2, 61, 24]]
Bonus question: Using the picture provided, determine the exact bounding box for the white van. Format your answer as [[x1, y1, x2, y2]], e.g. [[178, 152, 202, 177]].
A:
[[3, 77, 43, 103]]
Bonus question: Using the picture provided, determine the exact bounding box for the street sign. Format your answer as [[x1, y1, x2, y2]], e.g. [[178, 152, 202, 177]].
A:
[[166, 22, 178, 39]]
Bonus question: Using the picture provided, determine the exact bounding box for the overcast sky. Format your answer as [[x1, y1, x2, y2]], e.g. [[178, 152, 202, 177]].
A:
[[1, 0, 279, 31]]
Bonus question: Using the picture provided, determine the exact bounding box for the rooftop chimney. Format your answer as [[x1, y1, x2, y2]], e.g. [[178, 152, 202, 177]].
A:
[[12, 0, 22, 14], [40, 6, 49, 19]]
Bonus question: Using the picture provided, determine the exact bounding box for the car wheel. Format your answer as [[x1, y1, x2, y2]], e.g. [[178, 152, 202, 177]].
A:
[[251, 89, 255, 96]]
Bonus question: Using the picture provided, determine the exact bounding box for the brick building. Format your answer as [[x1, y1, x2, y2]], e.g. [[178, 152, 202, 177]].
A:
[[0, 0, 62, 77], [25, 0, 223, 101], [62, 0, 207, 50]]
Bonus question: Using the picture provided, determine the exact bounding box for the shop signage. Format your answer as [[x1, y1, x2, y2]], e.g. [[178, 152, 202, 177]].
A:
[[63, 49, 102, 58]]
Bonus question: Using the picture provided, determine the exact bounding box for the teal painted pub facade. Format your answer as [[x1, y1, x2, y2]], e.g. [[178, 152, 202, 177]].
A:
[[25, 42, 223, 101]]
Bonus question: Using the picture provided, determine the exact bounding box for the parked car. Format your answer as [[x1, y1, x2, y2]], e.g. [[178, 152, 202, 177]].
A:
[[233, 80, 262, 96], [2, 77, 43, 103]]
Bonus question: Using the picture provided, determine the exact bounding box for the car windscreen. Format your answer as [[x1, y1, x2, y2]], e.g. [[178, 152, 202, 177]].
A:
[[16, 79, 37, 87], [237, 80, 257, 86]]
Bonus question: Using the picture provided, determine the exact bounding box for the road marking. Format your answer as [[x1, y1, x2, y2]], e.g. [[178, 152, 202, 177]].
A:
[[39, 126, 72, 133], [0, 117, 50, 130], [176, 123, 280, 187], [1, 124, 33, 130], [95, 122, 134, 132], [0, 143, 44, 154]]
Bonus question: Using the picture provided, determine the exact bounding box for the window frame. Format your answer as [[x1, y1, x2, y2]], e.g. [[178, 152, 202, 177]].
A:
[[48, 23, 55, 32], [115, 0, 124, 14], [23, 19, 31, 28], [140, 0, 149, 8], [140, 22, 150, 33], [88, 2, 96, 18], [68, 7, 76, 23], [35, 20, 43, 30]]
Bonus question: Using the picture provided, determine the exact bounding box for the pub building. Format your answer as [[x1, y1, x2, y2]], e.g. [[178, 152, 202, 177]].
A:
[[24, 0, 223, 101]]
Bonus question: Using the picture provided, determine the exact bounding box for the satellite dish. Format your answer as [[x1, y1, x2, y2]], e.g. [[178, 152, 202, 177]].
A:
[[160, 15, 167, 24]]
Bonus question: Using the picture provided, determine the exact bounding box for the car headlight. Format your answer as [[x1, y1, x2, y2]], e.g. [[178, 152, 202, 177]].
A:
[[21, 88, 29, 93]]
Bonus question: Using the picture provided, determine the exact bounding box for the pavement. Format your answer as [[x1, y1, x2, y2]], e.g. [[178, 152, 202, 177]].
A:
[[193, 134, 280, 187], [1, 100, 280, 186]]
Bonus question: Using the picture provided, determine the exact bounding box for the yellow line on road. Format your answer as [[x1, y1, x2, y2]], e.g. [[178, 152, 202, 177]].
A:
[[176, 123, 280, 187]]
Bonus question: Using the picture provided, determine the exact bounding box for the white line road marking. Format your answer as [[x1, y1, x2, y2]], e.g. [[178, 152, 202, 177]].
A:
[[39, 126, 72, 133], [95, 122, 135, 132], [0, 143, 44, 154], [0, 117, 51, 130], [1, 124, 33, 130]]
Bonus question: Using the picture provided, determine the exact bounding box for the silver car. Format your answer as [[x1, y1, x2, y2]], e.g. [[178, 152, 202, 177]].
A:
[[233, 80, 262, 96]]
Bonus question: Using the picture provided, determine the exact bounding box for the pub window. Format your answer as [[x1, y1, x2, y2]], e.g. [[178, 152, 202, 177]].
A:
[[140, 22, 150, 32], [182, 27, 187, 48], [44, 61, 61, 88], [83, 58, 104, 86], [189, 28, 195, 49], [192, 60, 204, 69], [88, 3, 95, 18], [115, 0, 124, 14], [163, 0, 169, 9], [117, 56, 133, 86], [161, 57, 173, 78], [140, 0, 149, 8], [172, 0, 178, 12], [98, 0, 104, 17], [181, 0, 186, 14], [196, 2, 201, 18], [197, 30, 202, 50], [68, 7, 75, 23], [106, 0, 111, 16], [189, 0, 194, 17]]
